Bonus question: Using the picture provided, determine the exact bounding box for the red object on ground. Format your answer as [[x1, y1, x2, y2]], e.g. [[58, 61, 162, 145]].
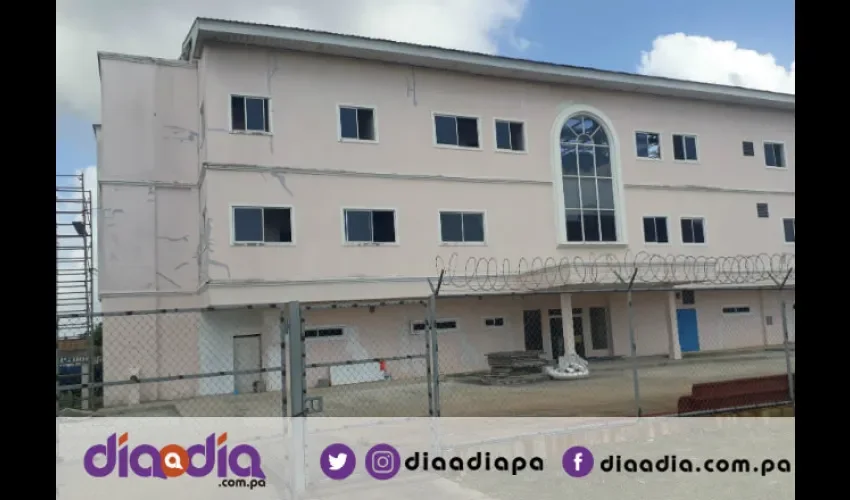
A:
[[379, 360, 387, 372], [677, 374, 792, 414]]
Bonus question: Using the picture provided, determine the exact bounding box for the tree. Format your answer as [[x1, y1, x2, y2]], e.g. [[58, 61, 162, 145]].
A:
[[91, 322, 103, 347]]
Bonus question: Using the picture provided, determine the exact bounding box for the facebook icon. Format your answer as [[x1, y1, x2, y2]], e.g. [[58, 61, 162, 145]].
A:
[[563, 446, 594, 478]]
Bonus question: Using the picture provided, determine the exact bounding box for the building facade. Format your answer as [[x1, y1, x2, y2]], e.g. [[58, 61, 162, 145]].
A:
[[95, 19, 795, 404]]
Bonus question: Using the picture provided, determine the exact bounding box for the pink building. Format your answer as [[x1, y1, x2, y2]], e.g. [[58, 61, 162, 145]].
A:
[[94, 18, 794, 404]]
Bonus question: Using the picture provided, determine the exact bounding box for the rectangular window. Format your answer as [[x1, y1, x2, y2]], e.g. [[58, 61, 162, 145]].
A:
[[410, 319, 458, 334], [439, 211, 485, 243], [742, 141, 755, 156], [495, 120, 525, 151], [680, 217, 706, 244], [434, 114, 480, 148], [232, 206, 293, 244], [484, 317, 505, 327], [642, 216, 669, 243], [722, 306, 751, 315], [635, 132, 661, 159], [231, 95, 270, 133], [756, 203, 770, 218], [764, 142, 786, 168], [672, 134, 698, 161], [304, 327, 344, 339], [782, 218, 795, 243], [343, 209, 396, 244], [339, 106, 376, 141], [680, 290, 696, 305]]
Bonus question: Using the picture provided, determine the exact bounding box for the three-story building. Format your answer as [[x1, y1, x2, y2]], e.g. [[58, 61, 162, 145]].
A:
[[95, 18, 794, 403]]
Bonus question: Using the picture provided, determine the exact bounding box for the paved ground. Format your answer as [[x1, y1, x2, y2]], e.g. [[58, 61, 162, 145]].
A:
[[94, 349, 794, 418]]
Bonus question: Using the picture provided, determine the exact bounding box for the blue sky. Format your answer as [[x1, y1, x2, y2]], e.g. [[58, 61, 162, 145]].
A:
[[55, 0, 795, 178]]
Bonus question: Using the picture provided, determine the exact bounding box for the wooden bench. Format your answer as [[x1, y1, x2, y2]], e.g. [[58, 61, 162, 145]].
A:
[[677, 373, 794, 414]]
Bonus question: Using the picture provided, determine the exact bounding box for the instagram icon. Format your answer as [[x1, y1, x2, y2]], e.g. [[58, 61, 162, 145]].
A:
[[365, 444, 401, 480]]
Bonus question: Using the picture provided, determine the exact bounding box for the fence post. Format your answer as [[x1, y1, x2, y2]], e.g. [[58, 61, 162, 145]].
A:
[[282, 301, 306, 497], [770, 268, 795, 413], [426, 270, 445, 418], [615, 268, 641, 417]]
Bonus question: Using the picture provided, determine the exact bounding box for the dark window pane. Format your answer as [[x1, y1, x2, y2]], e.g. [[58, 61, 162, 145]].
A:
[[646, 133, 661, 159], [655, 218, 669, 243], [462, 213, 485, 242], [775, 146, 785, 167], [595, 147, 611, 177], [339, 107, 358, 139], [560, 123, 577, 143], [783, 219, 795, 242], [345, 210, 372, 242], [597, 179, 614, 209], [743, 141, 755, 156], [580, 179, 597, 208], [495, 121, 511, 150], [692, 219, 705, 243], [357, 108, 375, 140], [435, 116, 457, 145], [684, 136, 697, 160], [231, 96, 246, 130], [593, 127, 609, 145], [681, 290, 695, 305], [681, 219, 694, 243], [565, 210, 583, 241], [764, 143, 776, 166], [636, 133, 649, 157], [509, 122, 524, 151], [263, 208, 292, 243], [372, 210, 396, 243], [643, 217, 657, 242], [456, 117, 479, 147], [245, 98, 266, 131], [563, 177, 580, 209], [578, 146, 594, 175], [582, 211, 601, 241], [561, 145, 578, 175], [494, 317, 504, 326], [233, 207, 263, 242], [440, 212, 463, 242], [600, 211, 616, 241], [756, 203, 769, 218], [673, 136, 685, 160]]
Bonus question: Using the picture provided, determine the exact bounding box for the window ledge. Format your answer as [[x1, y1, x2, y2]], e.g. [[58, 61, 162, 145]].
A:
[[636, 156, 663, 162], [673, 160, 700, 165], [439, 242, 487, 247], [343, 242, 400, 247], [494, 148, 528, 155], [557, 242, 629, 249], [765, 166, 788, 170], [434, 143, 482, 152], [230, 130, 273, 136], [339, 138, 379, 145]]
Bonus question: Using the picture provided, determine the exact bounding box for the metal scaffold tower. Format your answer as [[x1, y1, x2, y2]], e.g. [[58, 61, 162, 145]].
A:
[[56, 172, 96, 411]]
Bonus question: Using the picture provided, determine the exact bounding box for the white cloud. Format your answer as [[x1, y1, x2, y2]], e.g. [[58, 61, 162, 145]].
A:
[[638, 33, 794, 94], [56, 0, 529, 120], [57, 166, 99, 336]]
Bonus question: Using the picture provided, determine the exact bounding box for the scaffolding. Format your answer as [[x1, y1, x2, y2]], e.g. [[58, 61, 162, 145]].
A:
[[56, 172, 96, 411]]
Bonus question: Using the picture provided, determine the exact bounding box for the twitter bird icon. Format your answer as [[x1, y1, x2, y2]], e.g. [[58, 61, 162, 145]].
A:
[[329, 453, 348, 471], [321, 443, 356, 480]]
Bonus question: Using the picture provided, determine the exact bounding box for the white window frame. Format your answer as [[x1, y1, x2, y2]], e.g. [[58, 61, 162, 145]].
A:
[[550, 104, 629, 247], [304, 325, 347, 341], [721, 306, 752, 315], [634, 130, 663, 160], [493, 118, 528, 154], [679, 216, 707, 245], [341, 207, 399, 246], [483, 317, 506, 328], [431, 112, 482, 150], [671, 133, 699, 163], [230, 204, 296, 246], [438, 210, 487, 245], [410, 318, 459, 335], [763, 141, 787, 169], [641, 215, 670, 245], [228, 94, 273, 135], [782, 217, 795, 244], [336, 103, 379, 143]]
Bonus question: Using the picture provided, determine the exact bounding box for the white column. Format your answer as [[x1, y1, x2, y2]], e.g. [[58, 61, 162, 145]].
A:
[[560, 293, 576, 356], [665, 292, 682, 360], [758, 290, 769, 346]]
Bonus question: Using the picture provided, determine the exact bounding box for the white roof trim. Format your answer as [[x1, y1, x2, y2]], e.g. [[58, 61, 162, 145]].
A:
[[182, 18, 794, 111]]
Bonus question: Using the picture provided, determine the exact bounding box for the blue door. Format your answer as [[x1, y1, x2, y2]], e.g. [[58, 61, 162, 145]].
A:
[[676, 309, 700, 353]]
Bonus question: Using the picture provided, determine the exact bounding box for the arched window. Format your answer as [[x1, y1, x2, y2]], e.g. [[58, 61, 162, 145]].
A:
[[559, 114, 617, 242]]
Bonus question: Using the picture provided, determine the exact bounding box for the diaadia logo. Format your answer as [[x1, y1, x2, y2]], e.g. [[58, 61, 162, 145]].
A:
[[83, 432, 266, 480]]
